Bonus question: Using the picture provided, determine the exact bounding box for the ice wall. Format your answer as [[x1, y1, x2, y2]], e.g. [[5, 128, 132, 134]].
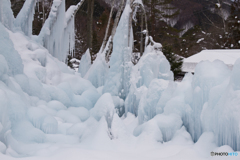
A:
[[125, 44, 173, 117], [138, 79, 169, 124], [189, 60, 231, 142], [14, 0, 37, 36], [200, 60, 240, 151], [152, 59, 240, 150], [0, 0, 14, 30], [103, 0, 133, 99]]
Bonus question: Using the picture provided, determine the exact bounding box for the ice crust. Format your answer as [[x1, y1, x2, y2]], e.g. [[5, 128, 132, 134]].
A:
[[0, 1, 240, 159]]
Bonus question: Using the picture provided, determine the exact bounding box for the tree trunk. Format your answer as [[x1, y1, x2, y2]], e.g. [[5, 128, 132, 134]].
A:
[[74, 0, 85, 16], [106, 0, 126, 61], [102, 0, 115, 52], [140, 12, 143, 56], [42, 0, 45, 26], [87, 0, 94, 60], [128, 0, 135, 47], [66, 0, 85, 25]]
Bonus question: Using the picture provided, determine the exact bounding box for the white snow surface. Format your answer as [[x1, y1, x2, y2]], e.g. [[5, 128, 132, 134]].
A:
[[182, 49, 240, 72], [0, 1, 240, 160]]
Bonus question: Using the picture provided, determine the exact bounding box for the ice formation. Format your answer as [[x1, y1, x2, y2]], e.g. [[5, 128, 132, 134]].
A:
[[102, 0, 133, 100], [78, 49, 91, 77], [84, 39, 110, 88], [90, 93, 115, 128], [0, 23, 23, 75], [14, 0, 37, 36], [38, 0, 75, 62], [0, 0, 240, 159], [63, 3, 79, 57], [125, 44, 173, 117], [0, 0, 14, 30]]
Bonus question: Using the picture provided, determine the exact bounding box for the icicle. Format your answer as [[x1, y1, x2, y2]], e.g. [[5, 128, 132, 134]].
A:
[[38, 0, 66, 61], [64, 4, 79, 59], [38, 1, 82, 62]]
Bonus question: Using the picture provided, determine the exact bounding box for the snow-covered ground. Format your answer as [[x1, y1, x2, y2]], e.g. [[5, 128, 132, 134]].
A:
[[0, 0, 240, 160]]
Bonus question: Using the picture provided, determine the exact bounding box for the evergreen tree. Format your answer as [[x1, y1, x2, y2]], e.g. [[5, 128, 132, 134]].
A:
[[162, 45, 183, 80]]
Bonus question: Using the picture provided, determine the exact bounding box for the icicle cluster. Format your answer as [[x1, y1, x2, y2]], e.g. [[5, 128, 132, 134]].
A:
[[64, 4, 79, 57], [38, 0, 77, 62]]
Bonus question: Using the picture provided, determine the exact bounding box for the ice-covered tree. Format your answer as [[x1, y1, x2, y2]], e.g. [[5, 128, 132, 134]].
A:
[[0, 0, 15, 30], [37, 0, 66, 61], [103, 0, 134, 100], [38, 0, 83, 62], [14, 0, 37, 36], [85, 39, 110, 88], [64, 1, 85, 58]]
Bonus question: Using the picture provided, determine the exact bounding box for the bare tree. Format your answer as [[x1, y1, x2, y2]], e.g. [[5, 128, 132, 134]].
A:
[[105, 0, 149, 60], [105, 0, 126, 61], [102, 0, 116, 52], [87, 0, 94, 60]]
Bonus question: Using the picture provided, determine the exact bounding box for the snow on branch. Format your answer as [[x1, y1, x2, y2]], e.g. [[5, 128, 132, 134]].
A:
[[64, 1, 84, 58], [37, 0, 83, 61]]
